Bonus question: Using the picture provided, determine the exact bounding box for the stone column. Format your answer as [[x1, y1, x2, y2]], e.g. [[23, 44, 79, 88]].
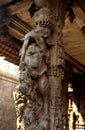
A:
[[48, 1, 66, 130], [13, 0, 67, 130]]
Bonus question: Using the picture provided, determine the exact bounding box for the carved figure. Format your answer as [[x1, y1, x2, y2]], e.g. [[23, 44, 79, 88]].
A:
[[14, 4, 65, 129], [13, 87, 27, 130], [20, 40, 49, 106], [18, 17, 52, 128], [20, 8, 54, 64], [23, 100, 35, 125]]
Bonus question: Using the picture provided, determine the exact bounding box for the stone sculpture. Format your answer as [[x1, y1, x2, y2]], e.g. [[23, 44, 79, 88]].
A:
[[13, 0, 67, 130], [14, 7, 54, 130], [13, 87, 26, 130]]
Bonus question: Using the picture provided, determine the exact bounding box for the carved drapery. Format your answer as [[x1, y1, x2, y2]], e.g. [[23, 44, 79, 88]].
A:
[[13, 0, 67, 130]]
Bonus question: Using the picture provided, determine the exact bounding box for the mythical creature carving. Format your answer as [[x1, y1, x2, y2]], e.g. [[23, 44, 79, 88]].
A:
[[13, 8, 55, 130], [13, 2, 66, 129]]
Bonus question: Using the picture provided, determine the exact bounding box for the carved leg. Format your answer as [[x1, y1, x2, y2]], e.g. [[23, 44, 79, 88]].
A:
[[39, 74, 49, 115]]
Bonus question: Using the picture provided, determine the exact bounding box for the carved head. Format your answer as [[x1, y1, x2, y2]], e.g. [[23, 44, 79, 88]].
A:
[[34, 8, 54, 37]]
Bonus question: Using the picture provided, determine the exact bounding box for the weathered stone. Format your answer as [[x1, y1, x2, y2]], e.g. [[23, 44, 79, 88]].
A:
[[14, 0, 67, 130]]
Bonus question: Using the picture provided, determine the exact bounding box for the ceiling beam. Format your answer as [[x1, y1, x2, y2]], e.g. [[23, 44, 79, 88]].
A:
[[65, 52, 85, 74], [0, 0, 21, 9], [72, 1, 85, 28], [77, 0, 85, 13], [8, 14, 32, 40]]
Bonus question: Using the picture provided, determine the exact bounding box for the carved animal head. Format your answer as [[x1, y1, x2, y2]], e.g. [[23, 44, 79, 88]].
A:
[[34, 8, 54, 30]]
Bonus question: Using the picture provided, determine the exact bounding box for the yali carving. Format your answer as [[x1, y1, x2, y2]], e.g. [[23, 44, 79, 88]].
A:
[[14, 8, 54, 130]]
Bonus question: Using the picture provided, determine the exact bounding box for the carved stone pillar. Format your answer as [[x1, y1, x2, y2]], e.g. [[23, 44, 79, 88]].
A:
[[13, 0, 67, 130]]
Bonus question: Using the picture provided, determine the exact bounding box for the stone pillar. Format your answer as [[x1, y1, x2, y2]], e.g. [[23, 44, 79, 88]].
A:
[[13, 0, 67, 130], [48, 1, 66, 130]]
